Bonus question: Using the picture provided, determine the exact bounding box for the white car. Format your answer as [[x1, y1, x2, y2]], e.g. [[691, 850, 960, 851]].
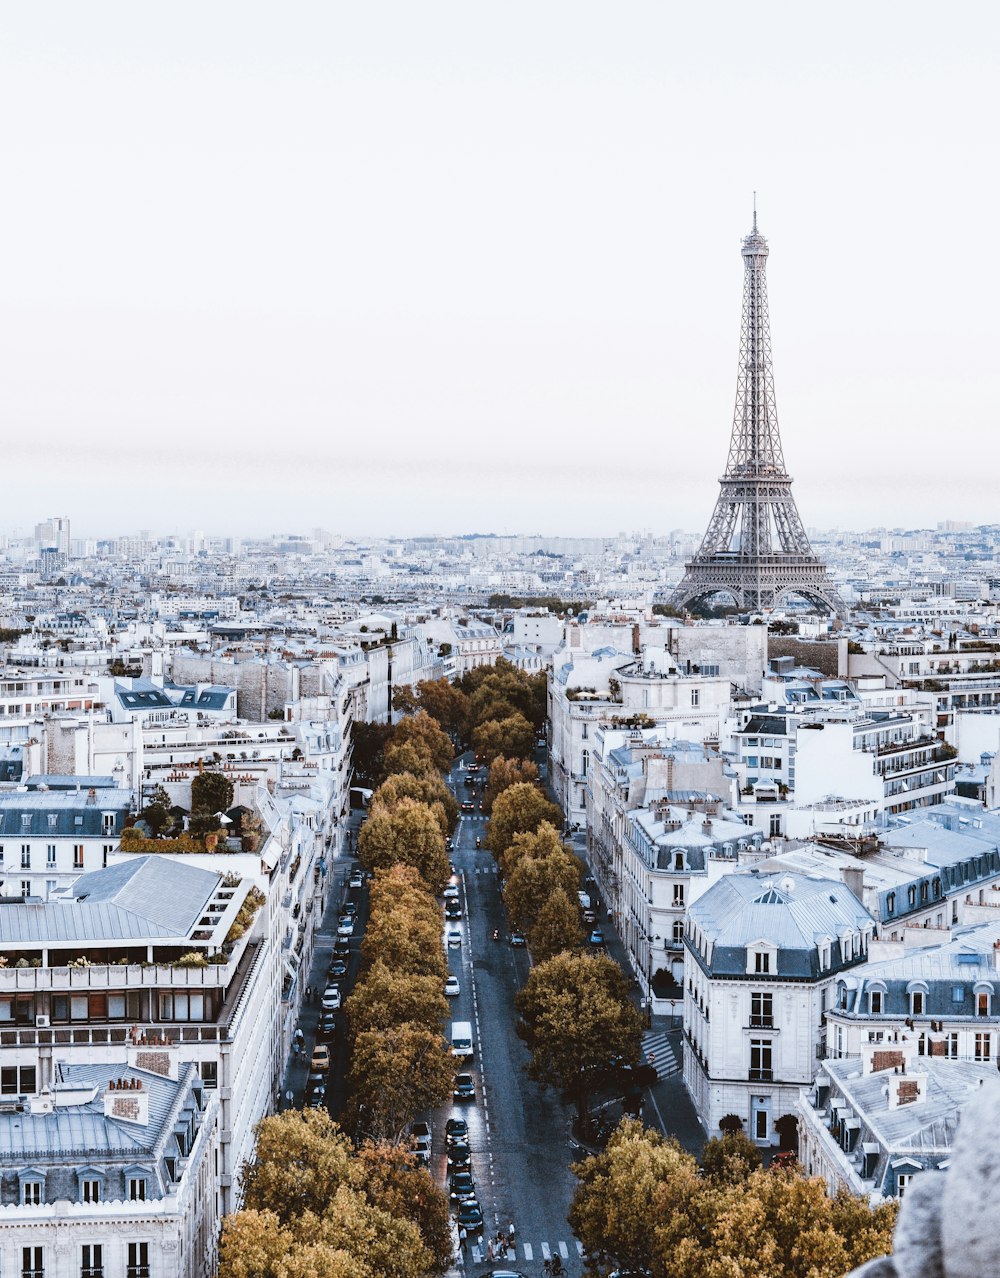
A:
[[337, 916, 355, 936], [321, 986, 341, 1011], [348, 870, 364, 890], [443, 882, 460, 899], [446, 929, 462, 949], [445, 975, 461, 997]]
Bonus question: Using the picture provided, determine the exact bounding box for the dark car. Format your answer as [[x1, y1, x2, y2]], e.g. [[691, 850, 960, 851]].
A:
[[445, 1118, 468, 1145], [304, 1088, 326, 1109], [456, 1199, 484, 1232], [448, 1170, 476, 1202], [464, 776, 476, 788], [509, 931, 526, 947], [453, 1072, 475, 1101], [446, 1141, 471, 1172], [328, 957, 348, 979], [460, 800, 475, 812], [445, 901, 462, 920], [318, 1013, 337, 1039], [589, 928, 605, 947], [334, 936, 351, 955], [341, 900, 357, 917]]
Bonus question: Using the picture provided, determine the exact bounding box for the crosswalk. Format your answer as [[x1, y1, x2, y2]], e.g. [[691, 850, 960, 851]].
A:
[[469, 1237, 584, 1265], [642, 1028, 682, 1079]]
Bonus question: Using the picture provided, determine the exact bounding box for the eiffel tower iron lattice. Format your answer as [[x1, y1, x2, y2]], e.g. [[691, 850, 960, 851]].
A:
[[669, 213, 846, 617]]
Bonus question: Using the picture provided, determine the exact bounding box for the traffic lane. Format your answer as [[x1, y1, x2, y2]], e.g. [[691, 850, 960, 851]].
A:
[[464, 852, 577, 1247]]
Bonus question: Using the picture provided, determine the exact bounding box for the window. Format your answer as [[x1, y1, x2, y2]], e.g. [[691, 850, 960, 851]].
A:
[[945, 1033, 959, 1059], [2, 1065, 37, 1095], [769, 813, 782, 837], [977, 992, 991, 1017], [73, 844, 84, 869], [672, 920, 685, 946], [749, 1039, 773, 1082], [22, 1179, 43, 1205], [81, 1178, 101, 1203], [21, 845, 31, 869], [127, 1242, 150, 1278], [102, 813, 115, 835], [897, 1174, 912, 1198], [886, 892, 895, 915], [199, 1060, 218, 1089], [750, 991, 773, 1028], [158, 992, 205, 1021], [22, 1246, 44, 1278], [869, 990, 883, 1014], [46, 845, 56, 868], [910, 991, 925, 1016], [975, 1032, 992, 1062], [128, 1177, 147, 1202], [952, 986, 965, 1005], [21, 880, 31, 898], [672, 883, 685, 908], [82, 1243, 104, 1278], [690, 688, 700, 708], [754, 950, 771, 975]]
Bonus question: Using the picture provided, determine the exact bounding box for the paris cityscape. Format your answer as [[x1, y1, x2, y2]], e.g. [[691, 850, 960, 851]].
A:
[[1, 5, 997, 1278]]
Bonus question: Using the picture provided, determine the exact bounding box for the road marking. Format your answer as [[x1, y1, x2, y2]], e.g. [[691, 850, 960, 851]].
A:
[[541, 1242, 551, 1260], [559, 1241, 569, 1259], [523, 1244, 533, 1261], [576, 1241, 584, 1255]]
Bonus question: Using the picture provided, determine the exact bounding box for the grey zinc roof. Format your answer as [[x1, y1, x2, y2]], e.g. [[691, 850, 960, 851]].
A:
[[70, 856, 220, 935], [0, 790, 133, 838], [689, 871, 872, 978]]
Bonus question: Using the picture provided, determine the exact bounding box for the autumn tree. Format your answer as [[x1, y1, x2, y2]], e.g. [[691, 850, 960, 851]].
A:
[[349, 1022, 454, 1142], [357, 797, 449, 893], [239, 1109, 356, 1222], [528, 887, 585, 962], [471, 712, 536, 765], [515, 951, 643, 1124], [486, 783, 564, 860], [361, 907, 446, 981], [381, 740, 439, 781], [700, 1131, 763, 1185], [346, 962, 448, 1040], [393, 679, 470, 742], [389, 711, 454, 774], [567, 1118, 898, 1278], [498, 820, 567, 877], [483, 755, 541, 814], [351, 721, 394, 788], [372, 771, 457, 835], [503, 845, 583, 934], [354, 1142, 453, 1277]]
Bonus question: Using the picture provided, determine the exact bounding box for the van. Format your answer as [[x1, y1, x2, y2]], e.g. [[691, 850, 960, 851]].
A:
[[578, 891, 591, 912], [450, 1020, 474, 1059]]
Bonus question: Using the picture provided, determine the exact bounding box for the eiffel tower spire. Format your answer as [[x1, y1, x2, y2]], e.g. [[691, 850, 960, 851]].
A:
[[669, 212, 845, 616]]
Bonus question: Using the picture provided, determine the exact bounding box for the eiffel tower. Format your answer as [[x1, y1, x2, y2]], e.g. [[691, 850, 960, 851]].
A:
[[669, 211, 845, 617]]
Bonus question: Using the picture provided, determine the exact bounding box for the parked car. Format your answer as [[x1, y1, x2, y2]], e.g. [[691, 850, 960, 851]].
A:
[[448, 1169, 476, 1202], [456, 1199, 484, 1232], [305, 1070, 326, 1095], [337, 916, 355, 937], [445, 975, 461, 998], [318, 1013, 337, 1039], [445, 1118, 468, 1145], [341, 900, 357, 917], [334, 936, 351, 955], [453, 1072, 476, 1101], [348, 869, 364, 890], [410, 1121, 430, 1141], [321, 986, 342, 1011], [509, 931, 526, 947], [410, 1133, 431, 1165], [310, 1044, 331, 1073], [445, 901, 462, 920], [304, 1087, 326, 1109], [582, 909, 597, 925], [328, 957, 348, 979], [589, 928, 606, 947], [446, 929, 462, 948]]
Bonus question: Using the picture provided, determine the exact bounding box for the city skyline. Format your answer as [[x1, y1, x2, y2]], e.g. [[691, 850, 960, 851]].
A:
[[1, 2, 998, 536]]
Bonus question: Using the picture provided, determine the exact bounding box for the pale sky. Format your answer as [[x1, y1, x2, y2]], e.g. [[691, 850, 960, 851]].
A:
[[1, 2, 997, 539]]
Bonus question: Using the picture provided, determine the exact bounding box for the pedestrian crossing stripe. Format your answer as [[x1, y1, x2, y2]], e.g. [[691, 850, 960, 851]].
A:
[[470, 1240, 584, 1264]]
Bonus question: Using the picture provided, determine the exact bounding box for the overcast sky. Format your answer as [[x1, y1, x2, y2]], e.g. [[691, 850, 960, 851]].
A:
[[1, 2, 997, 540]]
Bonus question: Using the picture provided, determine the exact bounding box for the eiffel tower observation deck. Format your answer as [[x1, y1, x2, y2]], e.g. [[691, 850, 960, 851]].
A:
[[669, 212, 846, 617]]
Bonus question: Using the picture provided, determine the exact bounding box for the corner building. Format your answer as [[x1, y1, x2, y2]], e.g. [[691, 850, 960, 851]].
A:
[[683, 870, 873, 1147]]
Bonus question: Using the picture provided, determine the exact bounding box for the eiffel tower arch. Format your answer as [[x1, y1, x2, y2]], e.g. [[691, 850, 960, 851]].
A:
[[669, 213, 846, 618]]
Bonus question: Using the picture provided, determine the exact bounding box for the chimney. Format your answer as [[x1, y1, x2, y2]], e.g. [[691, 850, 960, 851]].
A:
[[632, 624, 641, 655], [841, 864, 865, 902], [86, 788, 97, 806], [887, 1069, 927, 1110], [993, 940, 1000, 975], [104, 1077, 149, 1126]]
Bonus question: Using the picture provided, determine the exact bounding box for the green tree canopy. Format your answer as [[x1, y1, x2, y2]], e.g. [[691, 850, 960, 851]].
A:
[[471, 711, 536, 765], [191, 769, 234, 816], [483, 755, 541, 814], [515, 951, 643, 1121], [357, 797, 449, 893], [486, 783, 564, 860]]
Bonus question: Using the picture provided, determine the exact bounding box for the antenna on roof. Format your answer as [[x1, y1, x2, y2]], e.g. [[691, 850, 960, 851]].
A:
[[752, 191, 758, 234]]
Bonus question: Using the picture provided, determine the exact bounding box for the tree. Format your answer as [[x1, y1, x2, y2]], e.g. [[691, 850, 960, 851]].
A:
[[354, 1142, 453, 1277], [528, 887, 585, 962], [700, 1131, 763, 1185], [373, 771, 458, 835], [390, 711, 454, 774], [240, 1109, 356, 1222], [471, 712, 536, 765], [515, 951, 643, 1123], [346, 962, 448, 1040], [349, 1022, 454, 1143], [483, 755, 541, 814], [503, 846, 582, 934], [352, 721, 394, 788], [413, 679, 470, 741], [361, 908, 446, 981], [486, 783, 564, 860], [357, 798, 449, 893], [498, 820, 567, 877], [566, 1118, 898, 1278], [138, 783, 173, 836], [191, 769, 234, 816], [368, 865, 446, 931]]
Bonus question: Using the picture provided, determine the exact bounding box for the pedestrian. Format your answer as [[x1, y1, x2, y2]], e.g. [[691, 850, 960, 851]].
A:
[[508, 1219, 516, 1245], [486, 1238, 495, 1263], [305, 984, 312, 1002], [293, 1041, 300, 1058], [458, 1226, 467, 1255]]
